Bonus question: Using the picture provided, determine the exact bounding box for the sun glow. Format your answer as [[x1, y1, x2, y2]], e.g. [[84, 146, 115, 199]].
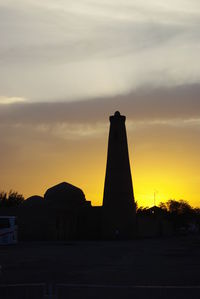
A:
[[1, 112, 199, 208]]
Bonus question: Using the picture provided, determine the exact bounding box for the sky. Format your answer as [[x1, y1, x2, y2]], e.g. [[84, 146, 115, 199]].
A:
[[0, 0, 200, 207]]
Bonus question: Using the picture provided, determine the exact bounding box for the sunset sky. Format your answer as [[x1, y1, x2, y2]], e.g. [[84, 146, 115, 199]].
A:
[[0, 0, 200, 207]]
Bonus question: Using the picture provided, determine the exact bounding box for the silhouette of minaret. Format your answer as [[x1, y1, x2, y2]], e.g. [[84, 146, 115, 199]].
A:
[[102, 111, 136, 239]]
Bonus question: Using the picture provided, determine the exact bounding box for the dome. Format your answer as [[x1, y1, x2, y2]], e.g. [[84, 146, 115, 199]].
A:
[[44, 182, 86, 206]]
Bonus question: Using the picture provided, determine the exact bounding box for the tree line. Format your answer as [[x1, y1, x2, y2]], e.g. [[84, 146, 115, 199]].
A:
[[137, 199, 200, 233], [137, 199, 200, 216]]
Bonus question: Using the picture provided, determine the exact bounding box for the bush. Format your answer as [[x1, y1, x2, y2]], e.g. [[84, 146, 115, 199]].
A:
[[0, 190, 24, 207]]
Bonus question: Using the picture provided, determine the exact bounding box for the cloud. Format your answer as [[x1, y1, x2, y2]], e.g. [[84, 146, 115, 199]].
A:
[[0, 96, 26, 105], [0, 84, 200, 129], [0, 0, 200, 101]]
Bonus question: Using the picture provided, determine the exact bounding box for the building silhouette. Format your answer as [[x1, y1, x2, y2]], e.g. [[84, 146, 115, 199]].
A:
[[0, 112, 173, 240], [102, 111, 136, 238]]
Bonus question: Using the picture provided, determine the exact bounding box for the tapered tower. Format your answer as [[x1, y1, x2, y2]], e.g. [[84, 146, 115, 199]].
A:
[[102, 111, 136, 239]]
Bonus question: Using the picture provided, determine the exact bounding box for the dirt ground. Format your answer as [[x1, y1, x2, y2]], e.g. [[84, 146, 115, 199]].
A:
[[0, 236, 200, 286]]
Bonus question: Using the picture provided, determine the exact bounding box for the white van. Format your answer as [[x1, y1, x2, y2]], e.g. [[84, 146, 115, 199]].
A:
[[0, 216, 18, 244]]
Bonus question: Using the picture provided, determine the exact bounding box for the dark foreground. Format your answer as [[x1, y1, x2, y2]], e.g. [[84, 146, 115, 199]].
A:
[[0, 236, 200, 298]]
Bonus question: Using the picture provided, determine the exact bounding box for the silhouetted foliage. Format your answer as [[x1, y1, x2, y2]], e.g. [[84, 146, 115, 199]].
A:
[[159, 199, 192, 215], [137, 199, 200, 234], [137, 206, 150, 215], [0, 190, 24, 207]]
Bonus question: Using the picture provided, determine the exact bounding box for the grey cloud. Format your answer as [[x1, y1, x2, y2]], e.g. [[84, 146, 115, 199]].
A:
[[0, 84, 200, 126]]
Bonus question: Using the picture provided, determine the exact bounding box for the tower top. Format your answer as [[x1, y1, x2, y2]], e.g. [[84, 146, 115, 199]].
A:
[[114, 111, 121, 116], [110, 111, 126, 122]]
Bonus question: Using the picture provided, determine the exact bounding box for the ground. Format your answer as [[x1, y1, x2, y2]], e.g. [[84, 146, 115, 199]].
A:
[[0, 236, 200, 298]]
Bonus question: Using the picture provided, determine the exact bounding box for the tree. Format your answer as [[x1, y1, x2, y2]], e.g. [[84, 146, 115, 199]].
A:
[[159, 199, 192, 215], [0, 190, 24, 207]]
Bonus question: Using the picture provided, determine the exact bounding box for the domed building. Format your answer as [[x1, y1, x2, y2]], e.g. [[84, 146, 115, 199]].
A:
[[44, 182, 87, 207]]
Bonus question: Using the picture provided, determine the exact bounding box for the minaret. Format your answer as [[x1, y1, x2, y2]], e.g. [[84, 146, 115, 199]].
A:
[[102, 111, 136, 239]]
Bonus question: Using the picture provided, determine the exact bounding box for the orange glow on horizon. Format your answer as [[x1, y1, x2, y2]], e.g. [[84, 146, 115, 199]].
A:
[[1, 117, 200, 209]]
